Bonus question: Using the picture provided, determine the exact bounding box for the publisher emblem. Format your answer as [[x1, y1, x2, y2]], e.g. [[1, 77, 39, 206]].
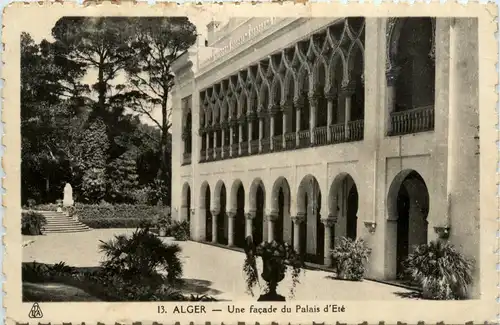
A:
[[28, 303, 43, 319]]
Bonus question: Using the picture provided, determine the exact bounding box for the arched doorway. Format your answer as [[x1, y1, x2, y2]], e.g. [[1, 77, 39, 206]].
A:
[[328, 173, 359, 246], [217, 183, 228, 245], [271, 177, 292, 245], [254, 185, 265, 245], [181, 182, 191, 223], [387, 169, 430, 279], [203, 184, 212, 242], [235, 185, 246, 248], [297, 175, 323, 264]]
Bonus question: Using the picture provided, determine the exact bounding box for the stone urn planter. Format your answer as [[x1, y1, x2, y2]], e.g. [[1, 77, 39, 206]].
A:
[[243, 236, 303, 301]]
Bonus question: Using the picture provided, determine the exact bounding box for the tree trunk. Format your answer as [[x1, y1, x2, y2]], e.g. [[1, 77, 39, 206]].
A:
[[97, 57, 106, 115]]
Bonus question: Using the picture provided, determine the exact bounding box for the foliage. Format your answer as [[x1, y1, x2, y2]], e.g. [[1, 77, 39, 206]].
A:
[[21, 211, 47, 235], [403, 240, 474, 300], [331, 237, 371, 281], [99, 227, 183, 284], [82, 217, 155, 229], [168, 220, 190, 241], [22, 261, 218, 302], [243, 237, 303, 299], [21, 17, 195, 206]]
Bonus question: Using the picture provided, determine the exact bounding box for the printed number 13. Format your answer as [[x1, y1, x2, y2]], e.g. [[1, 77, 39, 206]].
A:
[[158, 306, 167, 314]]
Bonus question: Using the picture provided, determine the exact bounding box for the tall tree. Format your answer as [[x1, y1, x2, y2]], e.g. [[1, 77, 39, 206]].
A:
[[123, 17, 197, 180], [51, 17, 136, 117]]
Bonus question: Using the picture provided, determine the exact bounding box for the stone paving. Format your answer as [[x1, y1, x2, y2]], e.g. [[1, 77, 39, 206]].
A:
[[23, 229, 416, 301]]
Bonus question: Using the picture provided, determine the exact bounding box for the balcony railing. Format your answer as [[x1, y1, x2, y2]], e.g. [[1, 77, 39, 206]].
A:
[[182, 152, 191, 165], [250, 140, 259, 155], [298, 130, 310, 148], [240, 142, 248, 156], [329, 123, 346, 144], [314, 126, 328, 145], [272, 135, 283, 152], [261, 138, 270, 153], [284, 133, 296, 150], [389, 106, 434, 136], [231, 143, 239, 157], [348, 120, 364, 141], [215, 148, 222, 160], [197, 119, 368, 164]]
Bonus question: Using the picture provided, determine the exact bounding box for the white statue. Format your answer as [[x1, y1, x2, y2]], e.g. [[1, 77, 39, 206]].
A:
[[63, 183, 74, 207]]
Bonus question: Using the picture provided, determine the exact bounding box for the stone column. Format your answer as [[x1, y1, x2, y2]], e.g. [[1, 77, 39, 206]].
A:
[[321, 216, 337, 266], [291, 213, 306, 253], [385, 69, 399, 135], [229, 122, 234, 157], [211, 209, 218, 244], [294, 99, 302, 147], [326, 92, 334, 142], [246, 212, 255, 238], [258, 112, 264, 152], [238, 121, 243, 155], [213, 127, 218, 159], [269, 111, 275, 151], [221, 127, 225, 158], [205, 129, 210, 160], [281, 104, 288, 148], [266, 213, 278, 242], [342, 84, 355, 140], [227, 211, 236, 247], [309, 94, 317, 144], [248, 118, 253, 154]]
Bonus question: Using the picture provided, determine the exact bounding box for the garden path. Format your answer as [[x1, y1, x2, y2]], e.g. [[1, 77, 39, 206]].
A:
[[23, 229, 416, 301]]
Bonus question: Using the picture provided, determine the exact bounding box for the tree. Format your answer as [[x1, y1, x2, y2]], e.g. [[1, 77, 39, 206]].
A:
[[79, 117, 109, 203], [51, 17, 136, 117], [123, 17, 197, 181], [107, 149, 139, 203]]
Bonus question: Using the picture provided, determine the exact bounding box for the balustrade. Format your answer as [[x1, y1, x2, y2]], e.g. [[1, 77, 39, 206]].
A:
[[347, 120, 364, 141], [298, 130, 310, 148], [314, 126, 328, 146], [231, 143, 239, 157], [240, 142, 249, 156], [329, 123, 345, 143], [207, 148, 214, 161], [182, 152, 191, 165], [214, 148, 222, 160], [272, 135, 283, 152], [284, 133, 296, 150], [250, 140, 259, 155], [389, 106, 434, 136], [261, 138, 271, 153], [222, 146, 230, 158], [199, 150, 206, 162]]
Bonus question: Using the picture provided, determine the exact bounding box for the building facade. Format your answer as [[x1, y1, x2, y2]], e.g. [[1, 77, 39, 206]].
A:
[[171, 17, 480, 295]]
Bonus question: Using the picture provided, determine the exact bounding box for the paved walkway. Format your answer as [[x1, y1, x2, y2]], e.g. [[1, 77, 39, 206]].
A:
[[23, 229, 416, 301]]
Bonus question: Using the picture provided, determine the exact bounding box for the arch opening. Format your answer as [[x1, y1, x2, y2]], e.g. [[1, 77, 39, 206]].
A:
[[328, 173, 359, 246], [387, 170, 430, 279], [297, 175, 323, 263]]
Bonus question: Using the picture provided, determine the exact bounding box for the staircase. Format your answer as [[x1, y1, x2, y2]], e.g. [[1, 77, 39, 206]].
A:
[[38, 211, 91, 234]]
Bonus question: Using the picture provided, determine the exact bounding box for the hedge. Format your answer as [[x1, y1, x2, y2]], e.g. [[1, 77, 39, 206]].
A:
[[81, 217, 156, 229]]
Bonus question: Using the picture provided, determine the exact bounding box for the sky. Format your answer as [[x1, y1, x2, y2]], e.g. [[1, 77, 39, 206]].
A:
[[23, 16, 215, 127]]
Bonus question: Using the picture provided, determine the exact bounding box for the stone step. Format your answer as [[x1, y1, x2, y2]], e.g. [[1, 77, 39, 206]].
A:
[[35, 210, 91, 233], [43, 224, 89, 229], [43, 228, 91, 234]]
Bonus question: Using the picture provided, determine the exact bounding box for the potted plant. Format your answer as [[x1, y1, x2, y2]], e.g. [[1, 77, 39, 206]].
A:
[[243, 236, 303, 301], [156, 212, 171, 237], [56, 199, 63, 213], [403, 240, 474, 300], [331, 237, 371, 281]]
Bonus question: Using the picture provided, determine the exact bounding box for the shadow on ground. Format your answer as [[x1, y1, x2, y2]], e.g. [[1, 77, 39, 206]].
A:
[[176, 278, 224, 296]]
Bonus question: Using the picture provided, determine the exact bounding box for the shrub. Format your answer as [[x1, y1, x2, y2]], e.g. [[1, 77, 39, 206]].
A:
[[32, 203, 59, 211], [99, 227, 183, 284], [403, 240, 474, 300], [26, 199, 36, 208], [81, 217, 155, 229], [331, 237, 371, 281], [21, 211, 47, 235], [167, 220, 190, 241]]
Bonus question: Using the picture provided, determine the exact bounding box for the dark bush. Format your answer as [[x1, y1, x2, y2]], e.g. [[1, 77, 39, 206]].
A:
[[403, 240, 474, 300], [167, 220, 190, 241], [331, 237, 371, 281], [21, 211, 47, 235], [99, 227, 183, 284], [81, 217, 155, 229]]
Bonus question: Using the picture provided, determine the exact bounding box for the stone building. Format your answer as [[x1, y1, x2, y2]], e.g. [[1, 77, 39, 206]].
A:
[[171, 17, 480, 296]]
